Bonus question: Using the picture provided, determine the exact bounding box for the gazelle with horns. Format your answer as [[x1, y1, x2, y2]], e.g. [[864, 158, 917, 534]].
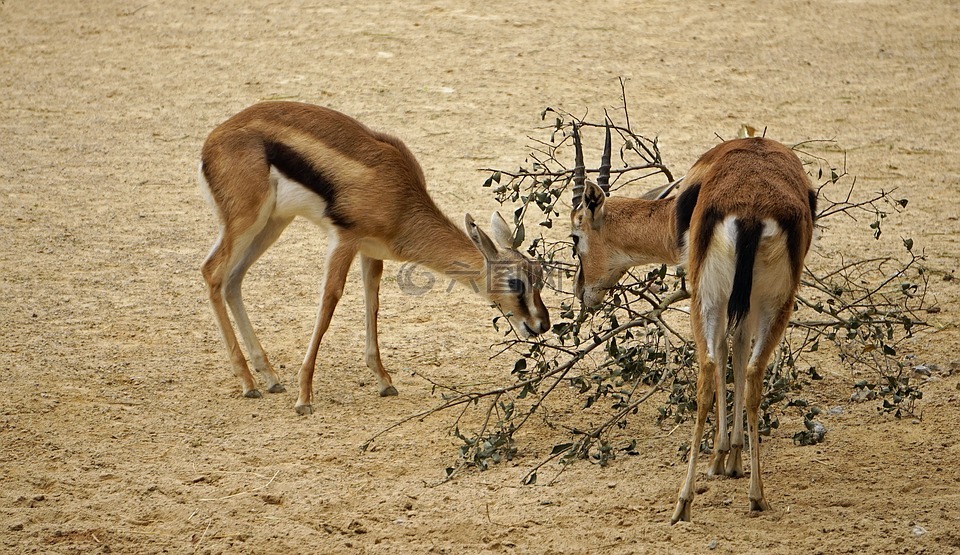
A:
[[568, 123, 816, 521], [199, 102, 550, 415]]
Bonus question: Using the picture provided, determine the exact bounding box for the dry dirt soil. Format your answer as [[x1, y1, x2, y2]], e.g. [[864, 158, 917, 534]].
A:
[[3, 1, 960, 553]]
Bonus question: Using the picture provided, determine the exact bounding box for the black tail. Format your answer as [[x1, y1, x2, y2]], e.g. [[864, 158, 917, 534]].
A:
[[728, 220, 763, 329]]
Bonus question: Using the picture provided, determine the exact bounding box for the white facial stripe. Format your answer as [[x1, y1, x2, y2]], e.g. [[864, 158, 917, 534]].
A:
[[572, 232, 588, 255]]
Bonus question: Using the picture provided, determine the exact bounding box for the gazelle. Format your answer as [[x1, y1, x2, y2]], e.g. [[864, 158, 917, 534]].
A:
[[568, 125, 816, 522], [199, 102, 550, 415]]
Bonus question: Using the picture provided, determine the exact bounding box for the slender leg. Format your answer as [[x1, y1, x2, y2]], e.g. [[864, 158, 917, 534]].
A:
[[744, 300, 793, 512], [295, 236, 358, 415], [725, 323, 752, 477], [360, 255, 397, 396], [672, 354, 715, 523], [223, 216, 293, 394], [202, 237, 260, 397], [707, 336, 730, 477], [199, 150, 279, 399], [203, 207, 282, 399], [673, 299, 725, 523]]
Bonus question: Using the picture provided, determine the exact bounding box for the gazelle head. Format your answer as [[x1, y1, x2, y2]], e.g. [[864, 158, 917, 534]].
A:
[[465, 212, 551, 338], [569, 123, 623, 309]]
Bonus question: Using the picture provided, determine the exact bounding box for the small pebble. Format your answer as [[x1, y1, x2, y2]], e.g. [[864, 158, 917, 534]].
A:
[[912, 525, 927, 536]]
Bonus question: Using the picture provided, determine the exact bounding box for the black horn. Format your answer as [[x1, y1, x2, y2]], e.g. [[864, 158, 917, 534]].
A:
[[572, 123, 586, 209], [597, 120, 612, 194]]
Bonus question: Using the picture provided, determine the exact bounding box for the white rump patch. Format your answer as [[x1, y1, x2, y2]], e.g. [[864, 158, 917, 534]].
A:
[[697, 216, 738, 320], [696, 216, 796, 346]]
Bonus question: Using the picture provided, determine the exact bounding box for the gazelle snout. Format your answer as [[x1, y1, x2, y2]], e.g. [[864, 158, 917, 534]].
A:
[[528, 301, 551, 336], [516, 316, 550, 338], [574, 271, 603, 308], [507, 291, 550, 338]]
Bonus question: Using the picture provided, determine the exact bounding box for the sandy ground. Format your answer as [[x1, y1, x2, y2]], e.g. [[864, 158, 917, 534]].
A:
[[2, 0, 960, 553]]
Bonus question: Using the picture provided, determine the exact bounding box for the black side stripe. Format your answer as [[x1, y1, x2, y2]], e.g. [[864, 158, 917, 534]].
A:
[[808, 188, 818, 222], [674, 182, 701, 251], [693, 205, 724, 270], [264, 140, 352, 228], [783, 212, 809, 273]]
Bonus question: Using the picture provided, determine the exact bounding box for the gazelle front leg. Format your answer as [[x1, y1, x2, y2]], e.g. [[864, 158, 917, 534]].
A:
[[707, 337, 730, 477], [360, 255, 397, 396], [295, 236, 359, 415], [724, 324, 751, 477]]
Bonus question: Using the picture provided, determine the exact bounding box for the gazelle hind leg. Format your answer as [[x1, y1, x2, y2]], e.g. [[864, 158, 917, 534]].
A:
[[745, 300, 793, 512], [360, 255, 397, 396], [223, 216, 293, 394], [199, 155, 279, 398], [295, 235, 359, 415], [725, 322, 753, 477], [202, 229, 261, 398], [694, 304, 729, 478], [672, 354, 715, 523], [673, 302, 724, 523]]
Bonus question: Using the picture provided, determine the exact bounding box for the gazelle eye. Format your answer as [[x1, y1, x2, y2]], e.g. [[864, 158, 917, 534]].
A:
[[507, 278, 525, 295]]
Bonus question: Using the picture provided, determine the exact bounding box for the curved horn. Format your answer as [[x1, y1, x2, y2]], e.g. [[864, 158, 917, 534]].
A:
[[597, 120, 612, 194], [571, 123, 586, 209]]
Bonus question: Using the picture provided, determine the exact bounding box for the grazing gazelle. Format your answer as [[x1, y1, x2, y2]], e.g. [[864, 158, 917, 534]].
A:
[[568, 125, 816, 522], [199, 102, 550, 415]]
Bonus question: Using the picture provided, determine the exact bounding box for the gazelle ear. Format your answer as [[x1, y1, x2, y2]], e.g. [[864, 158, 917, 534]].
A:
[[490, 211, 514, 249], [640, 182, 673, 200], [583, 181, 606, 230], [465, 213, 500, 260], [640, 177, 683, 200]]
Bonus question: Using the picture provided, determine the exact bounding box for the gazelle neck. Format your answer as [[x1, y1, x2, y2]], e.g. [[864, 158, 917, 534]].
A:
[[394, 205, 489, 292], [604, 197, 681, 267]]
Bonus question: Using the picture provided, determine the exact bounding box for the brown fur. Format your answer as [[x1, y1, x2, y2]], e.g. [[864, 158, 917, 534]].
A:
[[570, 137, 815, 522], [200, 102, 549, 414]]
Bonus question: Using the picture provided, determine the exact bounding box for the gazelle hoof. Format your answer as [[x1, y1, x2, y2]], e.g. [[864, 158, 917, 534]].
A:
[[267, 383, 286, 394], [379, 385, 399, 397], [671, 499, 692, 524], [707, 453, 727, 477], [750, 497, 772, 513], [725, 465, 745, 478], [294, 403, 314, 416], [724, 451, 744, 478], [244, 389, 263, 399]]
